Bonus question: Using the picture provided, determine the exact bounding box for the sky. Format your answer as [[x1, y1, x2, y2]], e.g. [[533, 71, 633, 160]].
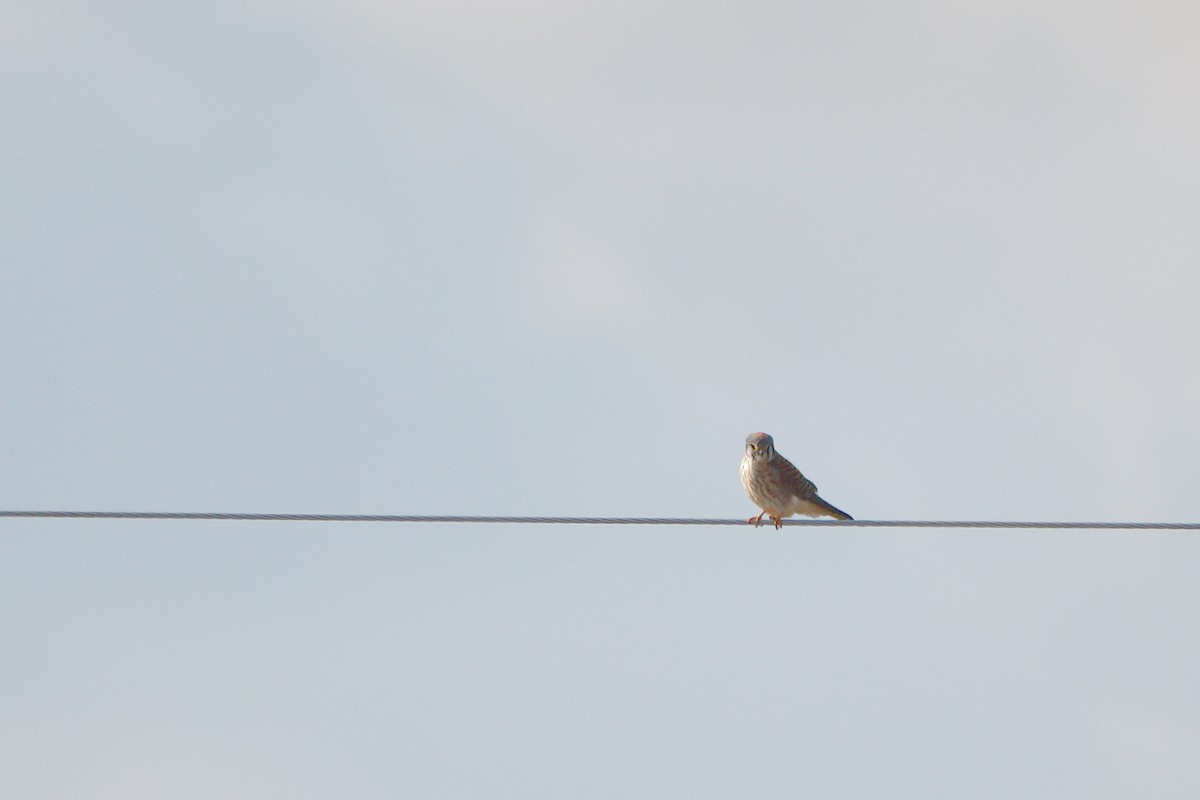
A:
[[2, 1, 1199, 797]]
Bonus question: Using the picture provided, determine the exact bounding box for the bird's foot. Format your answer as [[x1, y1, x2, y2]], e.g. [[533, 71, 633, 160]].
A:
[[770, 515, 784, 530], [748, 512, 767, 527]]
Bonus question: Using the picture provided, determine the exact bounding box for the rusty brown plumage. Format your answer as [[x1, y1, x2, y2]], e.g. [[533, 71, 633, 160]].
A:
[[740, 432, 852, 529]]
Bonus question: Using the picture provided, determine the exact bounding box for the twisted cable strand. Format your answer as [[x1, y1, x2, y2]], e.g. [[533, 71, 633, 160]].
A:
[[1, 511, 1198, 529]]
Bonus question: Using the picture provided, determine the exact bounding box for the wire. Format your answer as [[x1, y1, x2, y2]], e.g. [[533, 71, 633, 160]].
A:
[[0, 511, 1197, 529]]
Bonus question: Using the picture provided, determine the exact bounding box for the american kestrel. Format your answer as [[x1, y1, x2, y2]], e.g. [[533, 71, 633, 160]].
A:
[[741, 432, 852, 528]]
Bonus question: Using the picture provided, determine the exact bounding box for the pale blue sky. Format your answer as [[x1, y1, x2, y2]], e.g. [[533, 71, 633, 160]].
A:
[[3, 1, 1199, 797]]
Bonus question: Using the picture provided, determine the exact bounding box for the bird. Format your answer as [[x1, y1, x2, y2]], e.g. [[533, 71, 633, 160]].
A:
[[741, 432, 852, 528]]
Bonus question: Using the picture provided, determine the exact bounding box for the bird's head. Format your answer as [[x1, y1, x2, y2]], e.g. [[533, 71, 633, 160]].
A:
[[745, 432, 775, 461]]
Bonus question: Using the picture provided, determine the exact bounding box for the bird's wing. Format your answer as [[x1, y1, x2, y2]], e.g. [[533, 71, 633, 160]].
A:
[[778, 454, 854, 520], [803, 495, 853, 521], [775, 454, 819, 499]]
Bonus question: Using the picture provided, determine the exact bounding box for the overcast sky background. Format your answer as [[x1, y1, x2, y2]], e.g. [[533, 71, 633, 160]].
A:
[[3, 1, 1200, 797]]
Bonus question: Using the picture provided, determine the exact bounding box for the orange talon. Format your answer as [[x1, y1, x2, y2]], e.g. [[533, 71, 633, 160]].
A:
[[749, 511, 767, 527], [771, 515, 783, 530]]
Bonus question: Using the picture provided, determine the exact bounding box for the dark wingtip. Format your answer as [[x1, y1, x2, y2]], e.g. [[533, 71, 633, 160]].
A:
[[822, 501, 853, 520]]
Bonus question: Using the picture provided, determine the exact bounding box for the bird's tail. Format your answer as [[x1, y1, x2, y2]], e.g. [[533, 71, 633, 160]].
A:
[[813, 496, 853, 520]]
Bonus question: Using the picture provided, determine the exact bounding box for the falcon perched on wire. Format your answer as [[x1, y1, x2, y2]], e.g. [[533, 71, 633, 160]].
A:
[[741, 432, 852, 528]]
